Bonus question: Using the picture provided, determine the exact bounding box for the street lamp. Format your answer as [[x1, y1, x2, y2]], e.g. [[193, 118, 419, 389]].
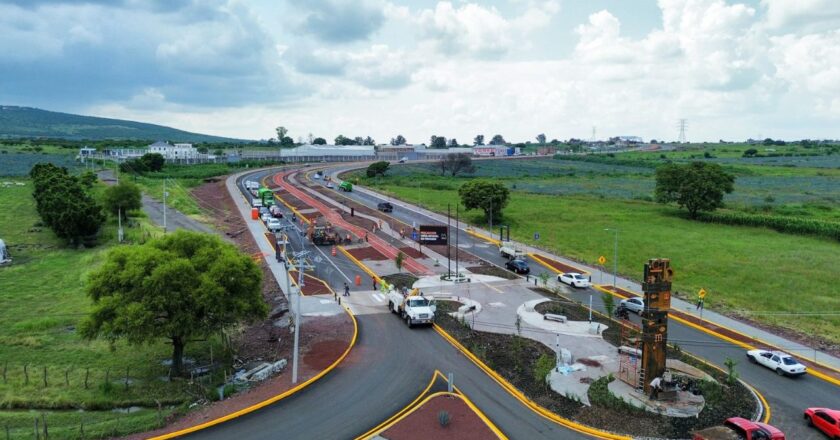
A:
[[604, 228, 618, 289]]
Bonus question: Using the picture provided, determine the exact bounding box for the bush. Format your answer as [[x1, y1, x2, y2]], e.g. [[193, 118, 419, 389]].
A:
[[532, 353, 554, 387], [438, 410, 451, 427], [695, 211, 840, 241]]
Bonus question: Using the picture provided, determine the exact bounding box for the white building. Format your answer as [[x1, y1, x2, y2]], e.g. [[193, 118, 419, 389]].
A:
[[148, 141, 200, 160]]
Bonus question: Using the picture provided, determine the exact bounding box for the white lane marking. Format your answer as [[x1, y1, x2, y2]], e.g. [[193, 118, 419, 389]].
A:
[[372, 293, 385, 302]]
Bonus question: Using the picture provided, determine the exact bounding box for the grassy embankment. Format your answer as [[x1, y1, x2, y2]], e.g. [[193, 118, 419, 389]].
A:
[[351, 159, 840, 344], [0, 179, 224, 438]]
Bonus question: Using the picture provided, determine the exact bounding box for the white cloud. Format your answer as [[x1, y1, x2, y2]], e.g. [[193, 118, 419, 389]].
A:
[[762, 0, 840, 32]]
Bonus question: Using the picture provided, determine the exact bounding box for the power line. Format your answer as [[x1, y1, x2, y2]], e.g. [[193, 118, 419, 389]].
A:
[[677, 118, 688, 143]]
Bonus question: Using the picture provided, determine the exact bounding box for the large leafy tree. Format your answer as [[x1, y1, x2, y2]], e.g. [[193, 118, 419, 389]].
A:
[[81, 231, 267, 376], [458, 180, 509, 222], [140, 153, 165, 172], [102, 181, 142, 219], [366, 161, 390, 178], [335, 135, 356, 145], [655, 162, 735, 218], [390, 135, 407, 145], [312, 137, 327, 145], [473, 134, 484, 146], [30, 163, 105, 245], [429, 135, 447, 149], [439, 153, 476, 177], [489, 134, 506, 145]]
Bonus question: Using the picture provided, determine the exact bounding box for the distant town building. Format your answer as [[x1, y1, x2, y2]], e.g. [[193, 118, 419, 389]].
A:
[[473, 146, 510, 157], [148, 141, 199, 159]]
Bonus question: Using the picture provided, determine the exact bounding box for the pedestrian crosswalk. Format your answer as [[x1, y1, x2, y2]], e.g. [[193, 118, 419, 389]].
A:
[[341, 290, 390, 315]]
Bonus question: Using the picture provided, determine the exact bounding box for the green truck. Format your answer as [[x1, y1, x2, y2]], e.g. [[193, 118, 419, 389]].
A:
[[338, 181, 353, 192], [258, 187, 275, 206]]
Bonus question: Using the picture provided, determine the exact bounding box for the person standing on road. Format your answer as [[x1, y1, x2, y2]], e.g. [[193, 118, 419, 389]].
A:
[[343, 283, 350, 297], [372, 277, 377, 291], [649, 377, 662, 400]]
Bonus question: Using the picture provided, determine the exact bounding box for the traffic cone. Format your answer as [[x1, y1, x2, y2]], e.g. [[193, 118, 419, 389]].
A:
[[331, 246, 337, 256]]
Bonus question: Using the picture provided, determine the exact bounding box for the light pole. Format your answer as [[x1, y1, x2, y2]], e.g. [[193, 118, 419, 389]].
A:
[[604, 228, 618, 289]]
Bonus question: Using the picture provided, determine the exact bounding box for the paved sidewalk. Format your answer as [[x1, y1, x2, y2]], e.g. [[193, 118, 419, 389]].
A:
[[348, 181, 840, 372]]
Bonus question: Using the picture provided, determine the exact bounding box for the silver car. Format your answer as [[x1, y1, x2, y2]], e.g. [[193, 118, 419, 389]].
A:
[[619, 297, 644, 314]]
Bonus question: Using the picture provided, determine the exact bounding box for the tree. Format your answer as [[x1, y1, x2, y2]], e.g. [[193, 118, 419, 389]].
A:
[[313, 137, 327, 145], [602, 292, 615, 320], [742, 148, 758, 157], [363, 136, 376, 146], [335, 135, 356, 145], [81, 231, 267, 376], [140, 153, 165, 172], [430, 135, 447, 149], [654, 162, 735, 218], [80, 171, 98, 188], [30, 164, 105, 245], [353, 136, 364, 145], [390, 135, 407, 145], [213, 148, 224, 156], [458, 180, 509, 222], [536, 133, 546, 145], [366, 161, 390, 178], [102, 181, 142, 220], [275, 126, 288, 143], [489, 134, 506, 145], [440, 153, 475, 177], [473, 134, 484, 146], [196, 146, 209, 154], [395, 251, 405, 273], [448, 138, 459, 147]]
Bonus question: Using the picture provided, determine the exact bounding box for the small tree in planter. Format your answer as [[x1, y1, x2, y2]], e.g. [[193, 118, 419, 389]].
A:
[[438, 410, 451, 427], [601, 292, 616, 320], [395, 251, 405, 273]]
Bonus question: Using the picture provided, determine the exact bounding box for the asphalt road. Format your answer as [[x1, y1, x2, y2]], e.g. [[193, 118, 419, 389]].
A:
[[186, 168, 590, 440], [310, 163, 840, 439]]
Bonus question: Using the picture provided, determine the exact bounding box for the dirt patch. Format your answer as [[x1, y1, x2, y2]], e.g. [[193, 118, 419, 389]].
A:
[[531, 254, 587, 274], [427, 244, 483, 265], [345, 245, 388, 261], [381, 394, 496, 440], [288, 270, 334, 295], [398, 246, 424, 259], [303, 339, 350, 370], [465, 265, 518, 280]]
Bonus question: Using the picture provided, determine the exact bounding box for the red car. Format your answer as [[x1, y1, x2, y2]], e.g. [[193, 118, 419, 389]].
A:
[[805, 408, 840, 439], [693, 417, 785, 440]]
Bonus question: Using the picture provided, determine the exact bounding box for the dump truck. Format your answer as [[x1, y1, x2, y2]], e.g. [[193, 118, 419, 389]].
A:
[[499, 242, 525, 259], [306, 220, 338, 246], [258, 187, 275, 207], [338, 181, 353, 192], [387, 289, 436, 328]]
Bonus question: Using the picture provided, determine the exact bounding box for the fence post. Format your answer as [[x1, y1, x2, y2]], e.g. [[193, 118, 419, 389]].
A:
[[64, 369, 69, 387], [23, 364, 28, 386], [41, 413, 48, 439], [84, 368, 90, 389], [34, 417, 39, 440], [2, 361, 6, 384], [124, 366, 129, 390], [43, 366, 47, 388]]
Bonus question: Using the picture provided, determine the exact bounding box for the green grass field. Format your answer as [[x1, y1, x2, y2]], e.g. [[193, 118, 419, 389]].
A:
[[0, 180, 223, 437], [356, 161, 840, 344]]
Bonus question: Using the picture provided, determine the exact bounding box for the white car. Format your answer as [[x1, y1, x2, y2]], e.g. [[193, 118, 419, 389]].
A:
[[746, 349, 807, 376], [261, 212, 272, 222], [558, 272, 591, 288], [266, 218, 282, 231], [619, 297, 644, 314], [326, 181, 334, 189]]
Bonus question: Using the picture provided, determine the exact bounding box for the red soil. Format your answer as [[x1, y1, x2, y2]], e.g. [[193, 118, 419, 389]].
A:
[[346, 246, 388, 261], [381, 394, 498, 440]]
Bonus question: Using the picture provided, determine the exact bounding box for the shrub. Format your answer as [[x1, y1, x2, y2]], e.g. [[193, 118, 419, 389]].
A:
[[695, 211, 840, 241], [533, 353, 554, 387], [438, 410, 451, 427]]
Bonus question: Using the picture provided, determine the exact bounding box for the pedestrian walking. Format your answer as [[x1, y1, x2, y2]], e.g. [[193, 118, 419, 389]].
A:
[[364, 233, 368, 242], [373, 277, 377, 291], [343, 283, 350, 297], [696, 299, 704, 311]]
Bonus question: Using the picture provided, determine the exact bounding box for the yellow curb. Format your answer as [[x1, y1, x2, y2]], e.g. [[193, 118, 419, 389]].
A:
[[355, 370, 447, 439], [149, 279, 358, 439], [338, 245, 382, 285], [528, 252, 591, 276], [363, 389, 507, 440], [593, 285, 840, 387], [432, 324, 630, 439], [465, 227, 501, 245]]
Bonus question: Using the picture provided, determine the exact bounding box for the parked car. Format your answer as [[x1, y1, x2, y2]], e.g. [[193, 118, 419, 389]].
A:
[[619, 297, 644, 314], [746, 349, 807, 376], [505, 259, 530, 274], [558, 272, 591, 288], [267, 218, 282, 231], [399, 157, 408, 163], [377, 202, 394, 212], [804, 408, 840, 439]]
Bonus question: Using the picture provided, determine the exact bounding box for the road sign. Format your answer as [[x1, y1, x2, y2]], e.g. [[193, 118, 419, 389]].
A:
[[411, 230, 419, 241], [698, 288, 707, 299], [598, 255, 606, 265], [417, 225, 448, 245], [534, 232, 540, 240]]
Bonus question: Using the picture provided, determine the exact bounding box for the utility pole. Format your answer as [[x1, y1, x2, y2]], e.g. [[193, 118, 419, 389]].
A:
[[605, 228, 618, 288], [163, 178, 168, 234], [447, 203, 451, 278], [291, 250, 309, 384], [455, 205, 460, 278]]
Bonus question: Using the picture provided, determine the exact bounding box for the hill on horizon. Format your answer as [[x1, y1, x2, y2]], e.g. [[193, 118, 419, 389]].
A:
[[0, 106, 248, 143]]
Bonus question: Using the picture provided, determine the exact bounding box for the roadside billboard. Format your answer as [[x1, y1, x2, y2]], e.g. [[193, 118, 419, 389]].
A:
[[418, 225, 448, 245]]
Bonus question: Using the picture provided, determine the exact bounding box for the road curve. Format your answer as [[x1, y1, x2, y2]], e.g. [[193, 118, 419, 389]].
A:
[[184, 168, 592, 440]]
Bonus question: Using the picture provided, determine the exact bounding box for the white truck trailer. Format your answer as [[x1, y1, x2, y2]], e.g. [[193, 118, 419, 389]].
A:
[[499, 242, 525, 259], [387, 290, 436, 328]]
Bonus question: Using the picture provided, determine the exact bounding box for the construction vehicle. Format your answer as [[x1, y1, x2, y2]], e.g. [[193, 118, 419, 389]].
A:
[[306, 219, 338, 246], [338, 181, 353, 192], [387, 288, 436, 328], [499, 242, 525, 259], [258, 187, 275, 206]]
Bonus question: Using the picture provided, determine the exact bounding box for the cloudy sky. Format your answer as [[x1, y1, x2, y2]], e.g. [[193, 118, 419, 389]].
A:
[[1, 0, 838, 142]]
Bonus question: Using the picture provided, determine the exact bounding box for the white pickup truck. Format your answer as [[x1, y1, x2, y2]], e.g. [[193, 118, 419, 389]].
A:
[[387, 291, 436, 328], [499, 242, 525, 259]]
